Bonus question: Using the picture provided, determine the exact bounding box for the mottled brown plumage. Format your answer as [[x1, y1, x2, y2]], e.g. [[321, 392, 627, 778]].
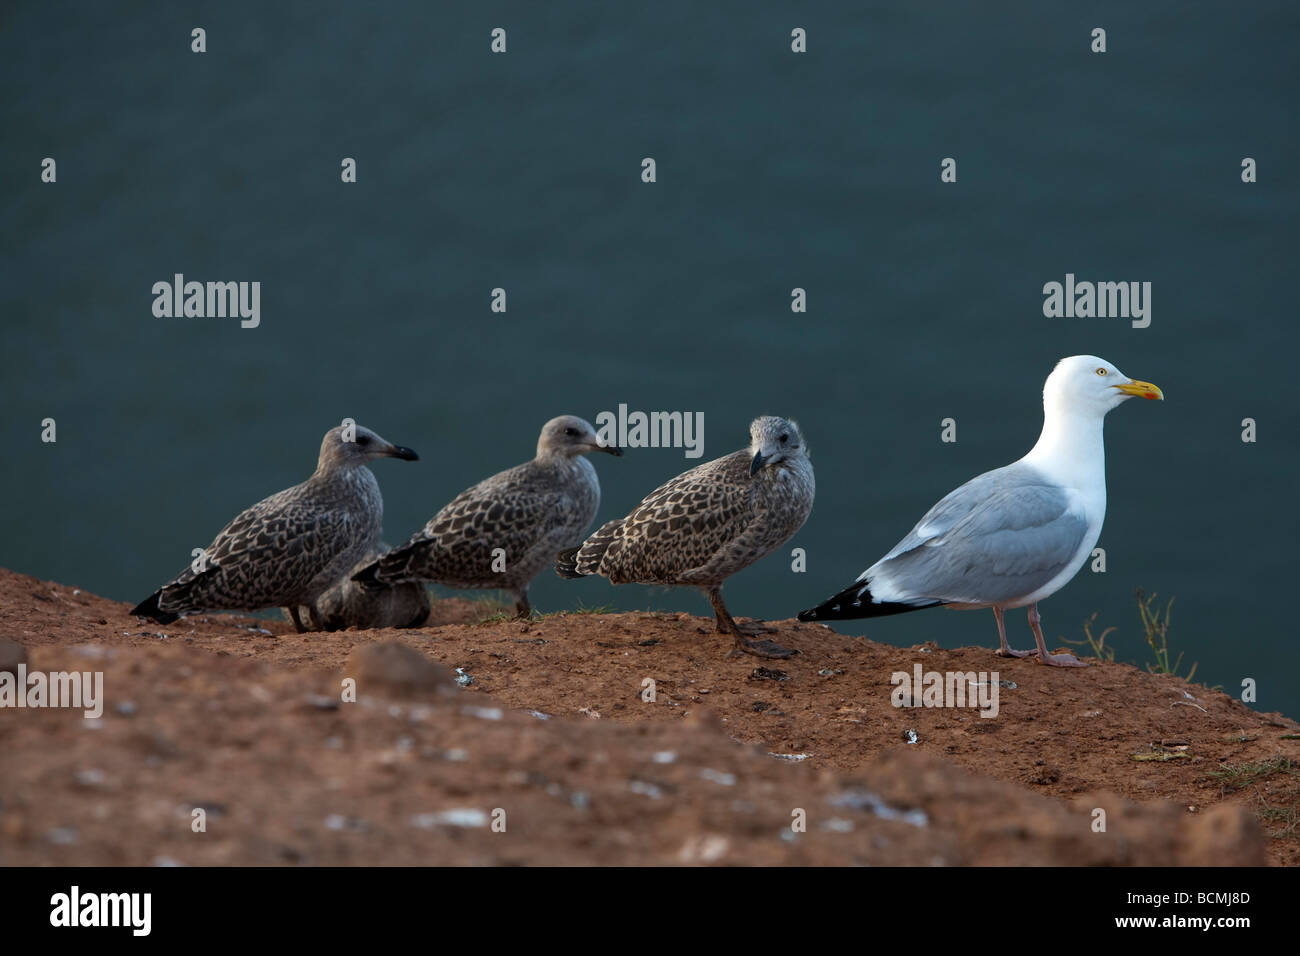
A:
[[354, 416, 620, 616], [131, 424, 418, 629], [557, 416, 814, 657]]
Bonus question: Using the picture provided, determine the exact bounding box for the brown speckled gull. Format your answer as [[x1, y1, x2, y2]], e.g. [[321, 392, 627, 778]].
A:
[[353, 415, 621, 616], [556, 416, 814, 658], [131, 424, 419, 631]]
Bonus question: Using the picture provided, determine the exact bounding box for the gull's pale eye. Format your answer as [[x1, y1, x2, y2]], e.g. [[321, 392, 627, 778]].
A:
[[1096, 368, 1107, 376], [564, 427, 578, 437]]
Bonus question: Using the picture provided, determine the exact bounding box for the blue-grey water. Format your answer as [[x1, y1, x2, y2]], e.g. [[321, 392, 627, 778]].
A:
[[2, 2, 1296, 716]]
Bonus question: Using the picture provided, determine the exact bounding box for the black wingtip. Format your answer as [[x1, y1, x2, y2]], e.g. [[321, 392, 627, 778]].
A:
[[798, 582, 940, 622], [130, 590, 179, 625], [554, 547, 584, 580]]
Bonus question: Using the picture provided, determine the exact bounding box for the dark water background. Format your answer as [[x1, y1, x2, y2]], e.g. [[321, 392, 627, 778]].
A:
[[3, 2, 1296, 715]]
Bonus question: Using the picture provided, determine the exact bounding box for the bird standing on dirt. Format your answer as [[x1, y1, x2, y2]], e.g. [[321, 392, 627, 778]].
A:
[[798, 355, 1162, 667], [557, 416, 815, 659], [353, 415, 620, 617], [131, 423, 419, 631]]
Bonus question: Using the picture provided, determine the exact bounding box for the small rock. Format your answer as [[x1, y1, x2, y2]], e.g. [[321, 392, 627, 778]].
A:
[[1027, 766, 1061, 784], [47, 826, 79, 845], [324, 814, 369, 832], [409, 809, 488, 829], [699, 769, 736, 786], [677, 834, 729, 863], [74, 769, 106, 787], [828, 788, 928, 828], [348, 642, 456, 695]]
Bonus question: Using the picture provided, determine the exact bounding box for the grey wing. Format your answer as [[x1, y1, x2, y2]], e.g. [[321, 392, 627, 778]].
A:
[[868, 467, 1089, 606], [586, 452, 756, 584]]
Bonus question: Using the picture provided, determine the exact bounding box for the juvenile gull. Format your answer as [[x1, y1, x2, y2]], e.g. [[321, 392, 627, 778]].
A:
[[353, 415, 620, 616], [131, 424, 419, 631], [557, 416, 815, 659], [798, 355, 1162, 667], [292, 545, 431, 631]]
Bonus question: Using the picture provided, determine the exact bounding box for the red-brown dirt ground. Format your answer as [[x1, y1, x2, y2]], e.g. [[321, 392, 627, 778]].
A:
[[2, 569, 1295, 865]]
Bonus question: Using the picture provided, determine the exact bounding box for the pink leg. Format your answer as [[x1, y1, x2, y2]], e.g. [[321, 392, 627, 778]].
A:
[[1027, 603, 1088, 668], [993, 606, 1034, 658]]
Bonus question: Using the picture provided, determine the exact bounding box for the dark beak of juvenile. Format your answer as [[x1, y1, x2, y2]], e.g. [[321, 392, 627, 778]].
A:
[[595, 444, 623, 457], [749, 451, 768, 477], [389, 445, 420, 461]]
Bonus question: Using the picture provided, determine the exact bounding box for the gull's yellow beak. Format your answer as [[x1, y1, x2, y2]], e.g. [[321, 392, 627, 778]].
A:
[[1114, 379, 1164, 401]]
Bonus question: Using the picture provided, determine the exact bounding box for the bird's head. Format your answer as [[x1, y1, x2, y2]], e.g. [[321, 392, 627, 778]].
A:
[[537, 415, 622, 459], [748, 416, 807, 477], [1045, 355, 1163, 417], [319, 423, 419, 470]]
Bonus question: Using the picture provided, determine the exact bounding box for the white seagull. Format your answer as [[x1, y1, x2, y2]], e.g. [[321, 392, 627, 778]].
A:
[[798, 355, 1163, 667]]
